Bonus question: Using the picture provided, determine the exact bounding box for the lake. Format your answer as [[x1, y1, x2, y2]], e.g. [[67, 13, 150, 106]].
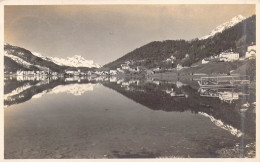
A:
[[4, 76, 256, 158]]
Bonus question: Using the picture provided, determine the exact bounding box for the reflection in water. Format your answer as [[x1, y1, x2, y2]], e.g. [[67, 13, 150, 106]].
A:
[[198, 112, 243, 137], [31, 83, 95, 98], [103, 78, 255, 139], [50, 83, 94, 96], [32, 90, 49, 99], [16, 75, 58, 81], [4, 76, 256, 158], [199, 87, 249, 103], [4, 83, 32, 100]]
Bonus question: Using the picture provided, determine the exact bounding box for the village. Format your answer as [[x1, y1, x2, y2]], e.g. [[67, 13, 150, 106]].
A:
[[8, 44, 256, 80], [201, 45, 256, 64]]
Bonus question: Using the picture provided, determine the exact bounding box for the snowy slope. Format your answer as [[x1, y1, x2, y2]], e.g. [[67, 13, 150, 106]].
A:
[[32, 52, 100, 68], [4, 51, 32, 68], [200, 15, 245, 40], [5, 50, 50, 71]]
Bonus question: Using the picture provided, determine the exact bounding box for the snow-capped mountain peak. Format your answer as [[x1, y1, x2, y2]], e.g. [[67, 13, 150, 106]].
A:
[[32, 52, 100, 68], [200, 14, 246, 40]]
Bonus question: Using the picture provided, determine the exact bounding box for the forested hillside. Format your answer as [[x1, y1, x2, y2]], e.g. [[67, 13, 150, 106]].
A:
[[104, 15, 255, 70]]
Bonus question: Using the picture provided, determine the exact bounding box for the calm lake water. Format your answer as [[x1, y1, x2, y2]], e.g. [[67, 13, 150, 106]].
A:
[[4, 76, 256, 158]]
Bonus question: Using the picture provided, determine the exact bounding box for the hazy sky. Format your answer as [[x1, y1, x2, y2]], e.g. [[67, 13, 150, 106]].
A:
[[5, 5, 255, 65]]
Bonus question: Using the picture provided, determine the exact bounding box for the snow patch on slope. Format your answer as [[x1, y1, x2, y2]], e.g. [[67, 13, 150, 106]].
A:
[[200, 15, 245, 40], [5, 51, 32, 68], [5, 50, 50, 71]]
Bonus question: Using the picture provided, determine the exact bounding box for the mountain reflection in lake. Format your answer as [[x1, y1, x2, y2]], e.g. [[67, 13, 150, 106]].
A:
[[4, 76, 256, 158]]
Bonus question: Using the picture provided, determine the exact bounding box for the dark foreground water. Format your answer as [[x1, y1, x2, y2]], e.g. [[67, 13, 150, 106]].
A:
[[4, 76, 256, 158]]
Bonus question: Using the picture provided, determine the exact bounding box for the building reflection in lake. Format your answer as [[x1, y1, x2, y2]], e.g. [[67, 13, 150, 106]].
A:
[[198, 87, 249, 103]]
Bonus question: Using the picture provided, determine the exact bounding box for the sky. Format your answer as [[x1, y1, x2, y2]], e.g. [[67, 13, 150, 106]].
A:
[[4, 5, 255, 65]]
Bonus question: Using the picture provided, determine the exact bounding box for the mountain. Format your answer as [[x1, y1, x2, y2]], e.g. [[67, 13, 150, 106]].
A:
[[32, 52, 100, 68], [200, 15, 246, 40], [4, 44, 63, 72], [104, 15, 255, 70], [4, 44, 99, 73]]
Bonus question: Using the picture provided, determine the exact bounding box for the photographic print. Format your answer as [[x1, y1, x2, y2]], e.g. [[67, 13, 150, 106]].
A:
[[2, 2, 257, 159]]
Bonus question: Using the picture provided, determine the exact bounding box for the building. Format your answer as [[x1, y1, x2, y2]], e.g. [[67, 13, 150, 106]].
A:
[[245, 45, 256, 59], [245, 51, 256, 59], [219, 52, 239, 62], [135, 66, 140, 72], [128, 66, 140, 73], [166, 56, 176, 62], [202, 58, 210, 64], [94, 71, 109, 75], [65, 69, 81, 76], [176, 81, 186, 88], [176, 64, 183, 71], [16, 70, 47, 76], [125, 61, 131, 65], [218, 91, 239, 103], [153, 67, 161, 72], [248, 45, 256, 51], [109, 77, 117, 82], [117, 68, 124, 73], [121, 63, 130, 70], [110, 70, 117, 75], [16, 70, 23, 76], [51, 72, 58, 76]]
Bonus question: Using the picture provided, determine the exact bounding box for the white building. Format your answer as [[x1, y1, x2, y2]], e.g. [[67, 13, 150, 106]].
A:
[[135, 66, 140, 72], [218, 91, 239, 103], [166, 56, 176, 62], [125, 61, 131, 65], [129, 66, 140, 73], [16, 70, 24, 76], [109, 77, 117, 82], [176, 81, 186, 88], [110, 70, 117, 75], [176, 64, 183, 71], [245, 45, 256, 59], [153, 67, 161, 72], [219, 52, 239, 62], [117, 68, 124, 73], [121, 64, 130, 70], [248, 45, 256, 51], [65, 69, 81, 76], [16, 70, 45, 76], [51, 72, 58, 76], [94, 71, 109, 75], [202, 58, 210, 64]]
